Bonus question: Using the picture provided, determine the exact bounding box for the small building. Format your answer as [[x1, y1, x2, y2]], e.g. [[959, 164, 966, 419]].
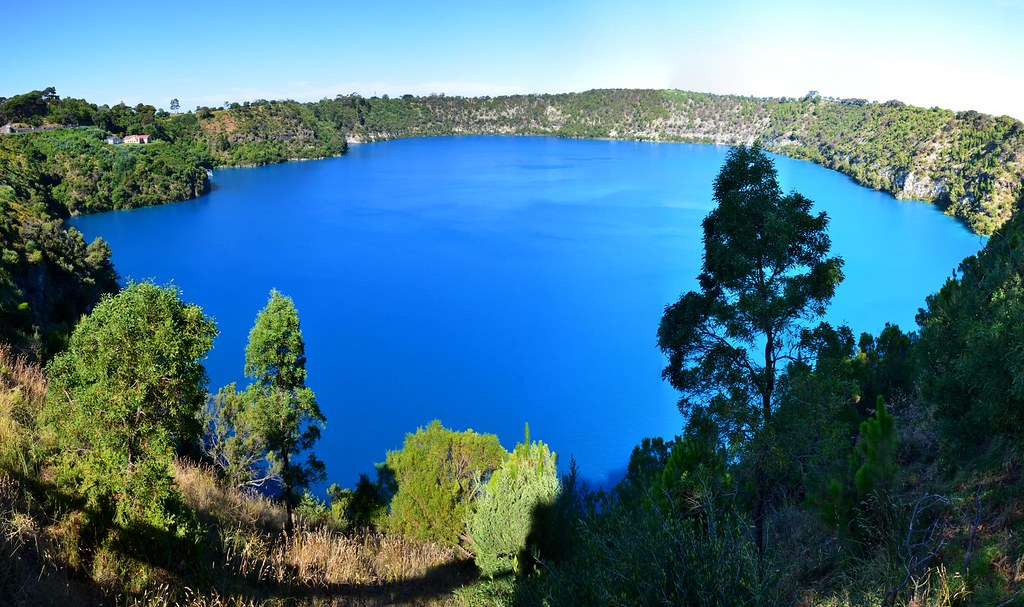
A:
[[123, 134, 151, 144], [0, 123, 13, 135], [105, 135, 124, 145]]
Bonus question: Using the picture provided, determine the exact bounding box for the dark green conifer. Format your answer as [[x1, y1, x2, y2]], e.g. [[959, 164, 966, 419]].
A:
[[854, 395, 898, 498]]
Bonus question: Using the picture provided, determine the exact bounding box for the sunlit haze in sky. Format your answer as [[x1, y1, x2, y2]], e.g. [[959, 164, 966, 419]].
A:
[[8, 0, 1024, 119]]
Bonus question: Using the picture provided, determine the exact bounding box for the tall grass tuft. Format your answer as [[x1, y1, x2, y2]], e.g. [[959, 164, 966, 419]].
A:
[[0, 344, 46, 475], [216, 524, 458, 589], [173, 460, 284, 530], [175, 459, 466, 599]]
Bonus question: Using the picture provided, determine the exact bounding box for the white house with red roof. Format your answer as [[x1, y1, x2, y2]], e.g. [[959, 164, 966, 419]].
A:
[[123, 134, 151, 144]]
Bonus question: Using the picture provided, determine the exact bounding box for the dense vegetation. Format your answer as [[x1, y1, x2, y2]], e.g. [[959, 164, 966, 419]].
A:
[[4, 87, 1023, 233], [0, 135, 117, 357], [0, 127, 210, 216], [197, 100, 347, 166], [0, 88, 346, 220]]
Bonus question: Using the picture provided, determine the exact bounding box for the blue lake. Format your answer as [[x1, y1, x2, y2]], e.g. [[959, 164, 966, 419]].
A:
[[70, 136, 985, 490]]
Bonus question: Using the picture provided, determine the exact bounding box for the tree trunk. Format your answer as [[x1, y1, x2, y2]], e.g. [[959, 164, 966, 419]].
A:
[[754, 456, 766, 574], [283, 452, 294, 536], [284, 495, 294, 536], [756, 329, 775, 575]]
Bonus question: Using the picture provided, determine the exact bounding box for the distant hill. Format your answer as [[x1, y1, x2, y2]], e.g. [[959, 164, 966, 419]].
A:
[[297, 89, 1021, 235], [4, 87, 1022, 234]]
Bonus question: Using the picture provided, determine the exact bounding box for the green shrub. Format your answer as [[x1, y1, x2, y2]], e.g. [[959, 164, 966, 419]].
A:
[[916, 211, 1024, 459], [323, 474, 388, 532], [614, 436, 674, 509], [43, 282, 216, 530], [385, 420, 505, 545], [517, 495, 770, 607], [295, 490, 328, 526], [469, 429, 559, 577], [655, 436, 731, 519]]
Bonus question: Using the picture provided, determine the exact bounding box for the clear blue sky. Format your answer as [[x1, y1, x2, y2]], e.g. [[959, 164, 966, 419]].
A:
[[8, 0, 1023, 120]]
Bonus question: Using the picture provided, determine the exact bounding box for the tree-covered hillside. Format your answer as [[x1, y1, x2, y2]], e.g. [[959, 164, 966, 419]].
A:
[[0, 89, 345, 217], [4, 87, 1022, 233], [313, 89, 1022, 234], [0, 127, 210, 216], [0, 133, 118, 358], [197, 100, 347, 166]]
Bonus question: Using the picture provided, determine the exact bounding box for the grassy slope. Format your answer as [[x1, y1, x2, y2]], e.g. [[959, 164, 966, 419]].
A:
[[0, 345, 472, 606]]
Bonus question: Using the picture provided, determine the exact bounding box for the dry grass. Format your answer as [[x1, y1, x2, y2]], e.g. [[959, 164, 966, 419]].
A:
[[0, 481, 96, 606], [125, 586, 277, 607], [215, 519, 460, 589], [174, 459, 470, 604], [0, 343, 46, 405], [904, 565, 969, 607], [800, 565, 969, 607], [0, 344, 46, 474], [0, 343, 472, 604], [173, 459, 285, 531], [287, 528, 457, 587]]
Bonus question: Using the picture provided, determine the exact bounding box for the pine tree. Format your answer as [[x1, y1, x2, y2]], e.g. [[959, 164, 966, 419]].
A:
[[469, 426, 559, 577], [242, 290, 325, 534], [658, 146, 844, 563], [854, 395, 898, 498]]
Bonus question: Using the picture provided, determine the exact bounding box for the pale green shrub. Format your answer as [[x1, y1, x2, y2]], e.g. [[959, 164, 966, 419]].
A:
[[469, 432, 559, 577]]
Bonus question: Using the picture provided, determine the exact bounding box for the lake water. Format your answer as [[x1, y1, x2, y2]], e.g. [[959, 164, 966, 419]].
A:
[[70, 136, 985, 490]]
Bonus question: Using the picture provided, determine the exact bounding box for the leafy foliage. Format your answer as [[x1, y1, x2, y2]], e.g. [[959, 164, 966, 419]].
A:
[[242, 292, 326, 503], [323, 473, 389, 531], [201, 382, 276, 491], [0, 201, 116, 357], [385, 420, 506, 545], [654, 436, 732, 519], [851, 323, 915, 416], [0, 126, 211, 216], [771, 323, 862, 534], [244, 289, 309, 391], [614, 436, 674, 509], [43, 282, 216, 528], [658, 146, 844, 445], [0, 87, 59, 124]]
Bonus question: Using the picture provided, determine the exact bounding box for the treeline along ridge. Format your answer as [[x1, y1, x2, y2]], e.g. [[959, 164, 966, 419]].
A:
[[3, 87, 1023, 234]]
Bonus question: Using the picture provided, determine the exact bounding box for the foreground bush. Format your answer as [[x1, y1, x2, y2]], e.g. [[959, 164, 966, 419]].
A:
[[469, 432, 558, 577], [385, 420, 505, 546], [43, 282, 216, 530]]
